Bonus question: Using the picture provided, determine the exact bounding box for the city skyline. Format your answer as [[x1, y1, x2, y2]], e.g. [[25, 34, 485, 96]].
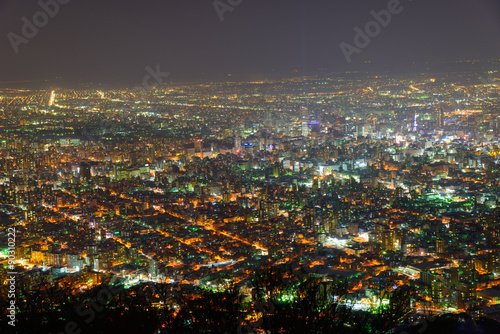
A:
[[1, 1, 500, 333]]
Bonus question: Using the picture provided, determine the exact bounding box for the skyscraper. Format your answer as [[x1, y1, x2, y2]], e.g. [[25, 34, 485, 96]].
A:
[[234, 136, 242, 153], [301, 121, 309, 137], [436, 238, 445, 254], [80, 163, 91, 181], [437, 108, 444, 128], [149, 258, 159, 278], [431, 280, 444, 304]]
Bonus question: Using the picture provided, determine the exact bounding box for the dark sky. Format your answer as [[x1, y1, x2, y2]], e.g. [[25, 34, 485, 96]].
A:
[[1, 0, 500, 85]]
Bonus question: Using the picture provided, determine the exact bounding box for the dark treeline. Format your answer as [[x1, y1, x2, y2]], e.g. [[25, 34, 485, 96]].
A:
[[1, 266, 470, 334]]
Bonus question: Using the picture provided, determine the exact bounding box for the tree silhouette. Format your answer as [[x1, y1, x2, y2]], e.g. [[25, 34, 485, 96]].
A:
[[166, 284, 241, 334]]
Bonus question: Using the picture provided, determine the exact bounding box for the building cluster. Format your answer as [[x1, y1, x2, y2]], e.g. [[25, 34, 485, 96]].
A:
[[1, 65, 500, 326]]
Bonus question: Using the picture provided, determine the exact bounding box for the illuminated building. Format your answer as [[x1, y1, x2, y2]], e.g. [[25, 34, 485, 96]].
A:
[[149, 258, 160, 278], [436, 239, 445, 254], [431, 280, 444, 304], [80, 162, 92, 181], [381, 229, 396, 251], [437, 107, 444, 128], [234, 136, 242, 153]]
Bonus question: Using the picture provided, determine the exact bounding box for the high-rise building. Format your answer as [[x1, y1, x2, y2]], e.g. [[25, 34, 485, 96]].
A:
[[301, 121, 309, 137], [348, 221, 359, 235], [80, 162, 91, 181], [381, 229, 396, 251], [174, 241, 182, 260], [67, 253, 83, 271], [487, 252, 498, 272], [267, 201, 279, 217], [437, 108, 444, 128], [324, 212, 337, 234], [431, 280, 444, 304], [194, 138, 203, 152], [47, 252, 65, 267], [443, 268, 459, 288], [222, 190, 231, 203], [458, 282, 476, 304], [436, 239, 445, 254], [234, 136, 242, 153], [316, 224, 327, 249], [149, 258, 160, 278], [129, 247, 139, 262]]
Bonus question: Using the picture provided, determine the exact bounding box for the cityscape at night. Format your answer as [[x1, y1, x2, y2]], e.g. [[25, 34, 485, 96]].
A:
[[1, 1, 500, 333]]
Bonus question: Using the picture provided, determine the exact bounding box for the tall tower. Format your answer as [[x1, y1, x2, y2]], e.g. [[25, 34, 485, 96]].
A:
[[437, 108, 444, 128], [436, 238, 445, 254], [79, 162, 91, 181], [149, 258, 159, 278], [194, 138, 203, 152], [301, 104, 310, 137], [301, 121, 309, 137], [234, 136, 242, 153]]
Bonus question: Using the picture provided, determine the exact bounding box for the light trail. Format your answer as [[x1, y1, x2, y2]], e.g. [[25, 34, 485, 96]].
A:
[[49, 90, 55, 106], [165, 209, 267, 251]]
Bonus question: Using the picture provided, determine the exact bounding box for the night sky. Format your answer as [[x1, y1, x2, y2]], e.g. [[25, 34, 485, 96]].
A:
[[1, 0, 500, 85]]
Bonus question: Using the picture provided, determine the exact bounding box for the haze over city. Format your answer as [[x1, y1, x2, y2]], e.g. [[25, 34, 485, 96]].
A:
[[0, 0, 500, 84]]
